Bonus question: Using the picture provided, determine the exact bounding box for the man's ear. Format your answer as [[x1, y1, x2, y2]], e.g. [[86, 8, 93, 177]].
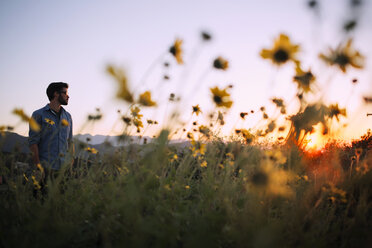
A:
[[53, 91, 59, 100]]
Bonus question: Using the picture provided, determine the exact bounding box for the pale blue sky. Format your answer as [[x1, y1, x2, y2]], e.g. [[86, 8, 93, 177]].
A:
[[1, 0, 371, 140]]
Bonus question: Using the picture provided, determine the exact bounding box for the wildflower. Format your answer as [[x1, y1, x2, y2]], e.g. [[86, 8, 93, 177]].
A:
[[169, 93, 175, 101], [265, 121, 276, 134], [271, 98, 284, 108], [13, 108, 40, 132], [240, 129, 255, 144], [192, 104, 202, 116], [218, 164, 224, 169], [138, 91, 157, 107], [201, 31, 212, 41], [31, 175, 41, 190], [264, 149, 286, 164], [133, 118, 143, 132], [328, 103, 346, 121], [169, 38, 183, 64], [210, 87, 233, 108], [343, 20, 357, 32], [217, 111, 225, 125], [122, 116, 131, 125], [130, 106, 142, 118], [200, 161, 207, 168], [249, 160, 294, 197], [260, 33, 300, 65], [164, 184, 171, 191], [187, 132, 194, 140], [36, 163, 44, 175], [191, 140, 206, 157], [85, 147, 98, 154], [107, 64, 134, 103], [289, 104, 329, 139], [355, 148, 362, 156], [61, 119, 69, 126], [213, 56, 229, 70], [169, 154, 178, 163], [319, 39, 364, 73], [23, 173, 29, 182], [198, 125, 210, 137], [322, 183, 347, 203], [185, 185, 190, 189], [45, 118, 55, 125], [280, 106, 286, 114], [240, 112, 248, 119]]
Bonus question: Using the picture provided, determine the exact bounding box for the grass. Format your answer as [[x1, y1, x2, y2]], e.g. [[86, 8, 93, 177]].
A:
[[0, 130, 371, 247]]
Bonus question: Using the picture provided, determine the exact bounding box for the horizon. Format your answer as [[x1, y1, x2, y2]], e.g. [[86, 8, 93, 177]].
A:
[[1, 0, 372, 148]]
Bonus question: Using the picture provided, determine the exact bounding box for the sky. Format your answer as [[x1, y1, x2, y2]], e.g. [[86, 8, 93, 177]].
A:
[[0, 0, 371, 141]]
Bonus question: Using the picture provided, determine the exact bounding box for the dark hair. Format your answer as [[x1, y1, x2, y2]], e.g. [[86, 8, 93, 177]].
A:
[[46, 82, 69, 101]]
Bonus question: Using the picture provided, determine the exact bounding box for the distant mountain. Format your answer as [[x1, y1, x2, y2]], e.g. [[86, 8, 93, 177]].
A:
[[74, 134, 152, 146], [0, 132, 30, 153], [0, 132, 190, 154]]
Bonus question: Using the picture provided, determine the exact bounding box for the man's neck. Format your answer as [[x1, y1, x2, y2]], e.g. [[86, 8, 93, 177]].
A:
[[49, 101, 61, 113]]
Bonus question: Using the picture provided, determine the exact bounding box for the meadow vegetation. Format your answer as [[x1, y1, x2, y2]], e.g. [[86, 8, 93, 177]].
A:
[[1, 1, 372, 247]]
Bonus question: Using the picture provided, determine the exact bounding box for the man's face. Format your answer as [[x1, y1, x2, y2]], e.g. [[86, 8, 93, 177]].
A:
[[57, 88, 69, 105]]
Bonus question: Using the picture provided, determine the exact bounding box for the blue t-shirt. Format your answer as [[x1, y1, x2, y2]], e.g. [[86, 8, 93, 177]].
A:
[[28, 104, 73, 170]]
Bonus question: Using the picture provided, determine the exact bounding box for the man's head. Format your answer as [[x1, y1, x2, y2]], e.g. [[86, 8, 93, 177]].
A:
[[46, 82, 69, 105]]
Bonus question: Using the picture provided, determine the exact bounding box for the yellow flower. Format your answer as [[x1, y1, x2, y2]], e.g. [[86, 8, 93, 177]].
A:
[[45, 118, 55, 125], [164, 184, 171, 191], [133, 118, 143, 132], [240, 129, 255, 144], [328, 103, 347, 121], [185, 185, 190, 189], [106, 64, 134, 103], [260, 33, 300, 65], [192, 104, 202, 116], [191, 140, 206, 157], [187, 132, 194, 140], [264, 149, 287, 165], [31, 175, 41, 190], [85, 147, 98, 154], [218, 164, 224, 169], [61, 119, 69, 126], [138, 91, 157, 107], [169, 154, 178, 163], [169, 38, 183, 64], [210, 86, 233, 108], [249, 160, 294, 198], [13, 108, 40, 132], [130, 106, 143, 118], [213, 56, 229, 70], [198, 125, 210, 137], [200, 161, 207, 168], [240, 112, 248, 119], [293, 62, 315, 92], [319, 39, 364, 73], [36, 163, 44, 174]]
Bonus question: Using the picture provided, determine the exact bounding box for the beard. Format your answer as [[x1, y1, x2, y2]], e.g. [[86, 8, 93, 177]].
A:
[[58, 95, 68, 105]]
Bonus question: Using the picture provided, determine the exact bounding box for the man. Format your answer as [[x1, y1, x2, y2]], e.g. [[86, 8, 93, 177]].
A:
[[29, 82, 74, 174]]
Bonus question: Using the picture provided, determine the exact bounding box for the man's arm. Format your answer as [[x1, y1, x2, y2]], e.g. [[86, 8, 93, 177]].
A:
[[28, 111, 41, 165]]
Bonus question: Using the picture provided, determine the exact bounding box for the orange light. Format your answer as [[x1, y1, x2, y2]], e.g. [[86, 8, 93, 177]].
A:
[[303, 124, 326, 151]]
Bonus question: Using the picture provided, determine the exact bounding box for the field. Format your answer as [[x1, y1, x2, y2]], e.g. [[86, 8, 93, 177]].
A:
[[1, 2, 372, 247], [0, 130, 372, 247]]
